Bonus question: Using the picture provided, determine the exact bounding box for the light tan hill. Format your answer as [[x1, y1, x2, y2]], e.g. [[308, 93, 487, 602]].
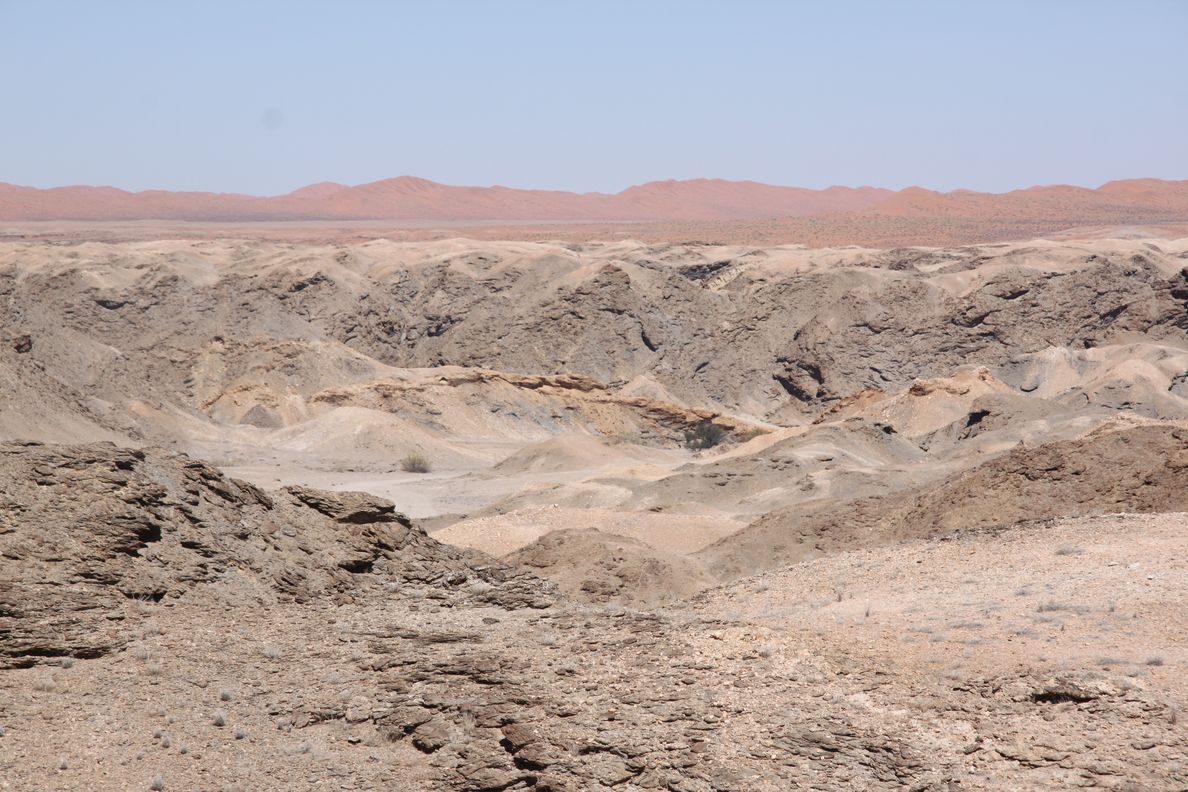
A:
[[485, 433, 671, 476], [700, 422, 1188, 579], [434, 505, 743, 558], [506, 528, 715, 605]]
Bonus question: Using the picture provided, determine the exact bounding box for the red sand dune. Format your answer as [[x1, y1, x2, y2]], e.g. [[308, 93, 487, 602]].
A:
[[0, 177, 891, 222], [1, 177, 1186, 233], [874, 180, 1188, 222]]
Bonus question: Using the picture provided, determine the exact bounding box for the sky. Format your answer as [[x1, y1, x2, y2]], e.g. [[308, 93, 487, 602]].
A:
[[1, 0, 1186, 195]]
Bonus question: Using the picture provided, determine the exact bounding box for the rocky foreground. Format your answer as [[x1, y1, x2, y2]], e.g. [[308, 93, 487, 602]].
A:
[[1, 442, 1186, 791]]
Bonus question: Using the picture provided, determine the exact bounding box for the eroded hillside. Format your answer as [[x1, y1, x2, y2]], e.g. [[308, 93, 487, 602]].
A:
[[2, 236, 1187, 790]]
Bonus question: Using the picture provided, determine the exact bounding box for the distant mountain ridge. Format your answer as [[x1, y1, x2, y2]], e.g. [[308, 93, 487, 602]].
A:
[[0, 177, 881, 222], [0, 176, 1186, 224]]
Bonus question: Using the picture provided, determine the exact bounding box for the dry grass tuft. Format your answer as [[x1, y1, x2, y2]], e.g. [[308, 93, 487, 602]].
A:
[[400, 452, 432, 473]]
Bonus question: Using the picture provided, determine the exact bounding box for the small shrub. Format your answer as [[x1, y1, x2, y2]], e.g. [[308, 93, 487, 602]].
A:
[[160, 735, 171, 749], [400, 452, 431, 473], [467, 578, 494, 595], [1054, 544, 1084, 556], [150, 774, 166, 790], [683, 422, 726, 450], [234, 728, 247, 740], [213, 711, 227, 727], [58, 757, 69, 770], [60, 657, 74, 669], [131, 595, 157, 615], [262, 646, 282, 660], [219, 689, 233, 702], [1096, 657, 1129, 668], [1146, 656, 1166, 666], [1036, 601, 1089, 614]]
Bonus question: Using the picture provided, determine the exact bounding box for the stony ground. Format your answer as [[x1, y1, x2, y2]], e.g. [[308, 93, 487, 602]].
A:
[[1, 443, 1184, 790]]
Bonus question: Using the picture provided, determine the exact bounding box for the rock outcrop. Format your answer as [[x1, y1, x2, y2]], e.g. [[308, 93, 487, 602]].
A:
[[0, 442, 552, 668]]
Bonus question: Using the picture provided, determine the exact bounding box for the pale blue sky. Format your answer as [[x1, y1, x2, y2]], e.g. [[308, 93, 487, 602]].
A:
[[1, 0, 1185, 195]]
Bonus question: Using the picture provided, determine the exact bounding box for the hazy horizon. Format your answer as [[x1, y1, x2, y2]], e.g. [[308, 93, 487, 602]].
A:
[[2, 0, 1186, 195], [3, 173, 1186, 199]]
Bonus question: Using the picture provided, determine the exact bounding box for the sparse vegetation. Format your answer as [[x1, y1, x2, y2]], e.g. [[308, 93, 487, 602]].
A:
[[1096, 657, 1129, 668], [213, 710, 227, 727], [1036, 601, 1089, 614], [219, 689, 233, 702], [1054, 544, 1084, 556], [262, 645, 282, 660], [1146, 656, 1166, 666], [131, 595, 157, 615], [234, 728, 248, 740], [683, 422, 726, 450], [400, 452, 432, 473], [59, 657, 74, 669], [150, 774, 166, 790]]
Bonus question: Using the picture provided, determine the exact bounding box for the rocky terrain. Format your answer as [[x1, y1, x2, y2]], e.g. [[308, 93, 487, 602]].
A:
[[1, 234, 1186, 789]]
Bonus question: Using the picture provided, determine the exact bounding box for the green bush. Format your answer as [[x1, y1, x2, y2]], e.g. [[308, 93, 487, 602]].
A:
[[683, 422, 725, 450]]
